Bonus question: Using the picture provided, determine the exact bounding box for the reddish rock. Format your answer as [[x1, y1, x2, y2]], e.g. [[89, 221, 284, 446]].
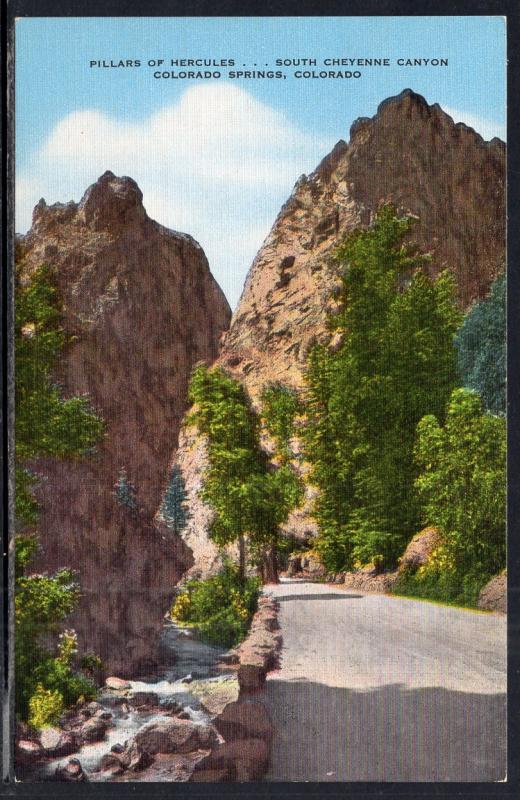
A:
[[55, 757, 88, 782], [105, 677, 131, 691], [176, 89, 505, 575], [18, 171, 231, 675], [214, 700, 273, 743], [399, 527, 442, 572], [15, 740, 44, 764], [79, 716, 107, 743], [478, 570, 507, 613], [39, 728, 79, 758], [192, 738, 269, 782], [133, 718, 217, 755]]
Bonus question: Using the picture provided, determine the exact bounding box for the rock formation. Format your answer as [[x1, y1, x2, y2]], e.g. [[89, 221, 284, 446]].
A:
[[18, 171, 231, 674], [174, 89, 506, 575]]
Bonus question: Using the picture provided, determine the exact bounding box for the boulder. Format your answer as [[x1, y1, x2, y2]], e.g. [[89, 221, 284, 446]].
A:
[[128, 691, 159, 708], [55, 757, 87, 782], [214, 700, 273, 743], [40, 728, 79, 758], [287, 554, 301, 577], [105, 677, 131, 691], [478, 570, 507, 613], [98, 752, 126, 777], [123, 740, 155, 772], [79, 716, 107, 743], [133, 718, 217, 755], [192, 738, 269, 782], [301, 553, 326, 576], [399, 527, 441, 572], [15, 739, 44, 764]]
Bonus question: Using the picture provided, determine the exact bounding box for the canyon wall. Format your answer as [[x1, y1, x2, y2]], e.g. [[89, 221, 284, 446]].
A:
[[18, 171, 231, 674], [175, 89, 506, 574]]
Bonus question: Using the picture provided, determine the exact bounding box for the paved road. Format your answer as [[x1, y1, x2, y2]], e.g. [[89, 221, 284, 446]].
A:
[[262, 579, 506, 782]]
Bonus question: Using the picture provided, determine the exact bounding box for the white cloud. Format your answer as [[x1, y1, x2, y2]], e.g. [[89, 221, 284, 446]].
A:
[[442, 106, 506, 143], [16, 84, 333, 308]]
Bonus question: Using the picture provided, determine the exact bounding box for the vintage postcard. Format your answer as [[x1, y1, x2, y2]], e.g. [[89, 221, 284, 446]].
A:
[[10, 15, 506, 785]]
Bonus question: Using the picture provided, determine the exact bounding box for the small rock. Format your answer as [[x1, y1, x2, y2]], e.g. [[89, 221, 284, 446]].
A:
[[15, 739, 44, 764], [181, 673, 193, 684], [160, 699, 182, 713], [177, 711, 191, 720], [98, 752, 125, 776], [105, 676, 131, 690], [478, 570, 507, 613], [80, 717, 107, 743], [94, 709, 113, 721], [55, 757, 87, 782], [124, 740, 155, 772], [111, 743, 125, 753], [40, 728, 79, 758], [128, 691, 159, 708], [134, 718, 217, 755]]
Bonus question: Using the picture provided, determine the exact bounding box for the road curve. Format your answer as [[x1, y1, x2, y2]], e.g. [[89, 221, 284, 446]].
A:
[[262, 579, 506, 782]]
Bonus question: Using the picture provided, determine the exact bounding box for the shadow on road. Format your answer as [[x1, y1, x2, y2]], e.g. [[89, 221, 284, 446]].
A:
[[263, 679, 506, 782], [276, 593, 363, 602]]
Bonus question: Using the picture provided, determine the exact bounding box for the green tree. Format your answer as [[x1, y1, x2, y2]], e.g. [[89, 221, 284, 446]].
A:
[[188, 365, 301, 582], [414, 388, 506, 591], [303, 207, 462, 571], [113, 468, 138, 512], [15, 262, 103, 721], [455, 273, 506, 415], [159, 465, 190, 533]]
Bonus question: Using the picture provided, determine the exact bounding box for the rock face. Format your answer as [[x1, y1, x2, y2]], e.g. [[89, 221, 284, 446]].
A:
[[174, 89, 505, 574], [478, 570, 507, 613], [18, 171, 231, 674]]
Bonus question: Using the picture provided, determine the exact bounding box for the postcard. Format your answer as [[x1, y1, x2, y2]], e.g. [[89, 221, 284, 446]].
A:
[[10, 14, 506, 785]]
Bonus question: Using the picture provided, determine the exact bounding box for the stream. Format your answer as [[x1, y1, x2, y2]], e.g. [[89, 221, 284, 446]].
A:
[[28, 621, 233, 782]]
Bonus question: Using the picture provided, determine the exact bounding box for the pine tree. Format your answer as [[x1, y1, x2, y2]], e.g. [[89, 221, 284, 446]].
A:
[[455, 273, 506, 414], [113, 468, 138, 512], [159, 466, 190, 533]]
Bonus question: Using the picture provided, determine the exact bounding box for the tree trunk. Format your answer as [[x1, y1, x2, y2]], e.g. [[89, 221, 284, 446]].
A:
[[262, 545, 279, 585], [238, 535, 246, 584]]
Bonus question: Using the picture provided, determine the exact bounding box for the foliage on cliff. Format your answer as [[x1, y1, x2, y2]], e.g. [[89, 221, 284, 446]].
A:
[[455, 273, 506, 415], [15, 262, 103, 722], [303, 207, 462, 572]]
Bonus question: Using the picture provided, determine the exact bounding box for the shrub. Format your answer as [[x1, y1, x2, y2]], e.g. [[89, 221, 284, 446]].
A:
[[171, 562, 261, 648], [28, 684, 64, 730]]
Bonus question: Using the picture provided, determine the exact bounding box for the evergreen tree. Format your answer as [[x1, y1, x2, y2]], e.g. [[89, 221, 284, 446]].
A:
[[160, 465, 190, 533], [113, 468, 138, 512], [455, 273, 506, 414], [303, 207, 462, 571]]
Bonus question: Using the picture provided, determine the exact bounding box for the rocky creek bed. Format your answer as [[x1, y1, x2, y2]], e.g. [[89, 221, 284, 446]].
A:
[[16, 595, 281, 783]]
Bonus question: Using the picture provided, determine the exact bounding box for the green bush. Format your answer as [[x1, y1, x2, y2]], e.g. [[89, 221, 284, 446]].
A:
[[171, 562, 261, 648], [28, 684, 65, 730], [392, 566, 488, 608]]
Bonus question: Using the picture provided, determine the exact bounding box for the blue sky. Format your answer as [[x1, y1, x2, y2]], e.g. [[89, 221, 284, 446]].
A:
[[16, 16, 506, 308]]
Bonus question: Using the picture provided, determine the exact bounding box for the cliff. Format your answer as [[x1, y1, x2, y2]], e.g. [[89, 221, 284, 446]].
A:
[[18, 171, 231, 675], [174, 89, 506, 574]]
